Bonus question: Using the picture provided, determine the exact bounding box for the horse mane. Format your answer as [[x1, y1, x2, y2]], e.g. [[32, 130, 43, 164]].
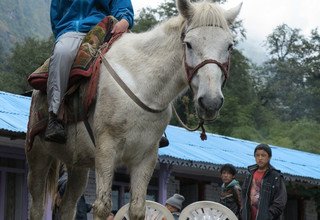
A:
[[189, 1, 229, 30], [162, 1, 229, 35]]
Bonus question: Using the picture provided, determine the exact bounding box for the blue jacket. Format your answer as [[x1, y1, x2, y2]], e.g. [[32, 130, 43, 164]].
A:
[[50, 0, 134, 39]]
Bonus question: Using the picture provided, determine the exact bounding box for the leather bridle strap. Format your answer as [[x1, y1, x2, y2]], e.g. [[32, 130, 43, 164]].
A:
[[184, 55, 230, 85], [100, 51, 168, 113], [181, 28, 231, 87]]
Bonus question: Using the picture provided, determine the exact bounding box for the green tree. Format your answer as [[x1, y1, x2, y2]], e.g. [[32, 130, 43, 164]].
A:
[[259, 24, 320, 122], [251, 24, 320, 153], [132, 8, 159, 33], [2, 36, 54, 93], [265, 24, 305, 61], [304, 29, 320, 121]]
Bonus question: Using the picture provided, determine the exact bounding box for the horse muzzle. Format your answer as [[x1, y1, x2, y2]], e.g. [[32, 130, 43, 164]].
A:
[[196, 95, 224, 120]]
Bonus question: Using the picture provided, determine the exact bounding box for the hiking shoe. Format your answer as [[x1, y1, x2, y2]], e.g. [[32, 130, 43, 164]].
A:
[[159, 136, 169, 148], [45, 112, 67, 144]]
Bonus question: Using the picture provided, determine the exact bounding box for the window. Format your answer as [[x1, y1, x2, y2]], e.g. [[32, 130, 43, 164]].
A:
[[4, 172, 24, 220], [0, 156, 27, 220]]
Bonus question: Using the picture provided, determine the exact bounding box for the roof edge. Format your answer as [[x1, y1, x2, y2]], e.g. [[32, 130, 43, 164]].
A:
[[158, 155, 320, 186]]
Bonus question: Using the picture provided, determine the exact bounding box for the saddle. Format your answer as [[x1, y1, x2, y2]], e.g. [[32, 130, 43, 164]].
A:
[[28, 15, 118, 93], [26, 16, 121, 151]]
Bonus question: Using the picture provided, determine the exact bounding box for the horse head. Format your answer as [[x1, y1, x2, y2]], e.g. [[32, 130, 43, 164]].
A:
[[178, 0, 242, 120]]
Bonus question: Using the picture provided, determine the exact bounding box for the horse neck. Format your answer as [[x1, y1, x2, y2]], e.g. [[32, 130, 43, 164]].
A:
[[108, 19, 188, 109]]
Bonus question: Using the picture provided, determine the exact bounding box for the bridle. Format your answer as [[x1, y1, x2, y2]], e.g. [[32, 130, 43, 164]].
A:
[[173, 26, 232, 140], [184, 54, 231, 88], [181, 28, 231, 88]]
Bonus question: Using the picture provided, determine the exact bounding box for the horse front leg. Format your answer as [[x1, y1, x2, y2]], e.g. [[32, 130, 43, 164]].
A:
[[93, 139, 116, 220], [129, 148, 158, 220]]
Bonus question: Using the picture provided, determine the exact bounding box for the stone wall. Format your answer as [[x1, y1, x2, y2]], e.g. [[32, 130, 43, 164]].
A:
[[305, 200, 318, 220], [204, 182, 220, 202]]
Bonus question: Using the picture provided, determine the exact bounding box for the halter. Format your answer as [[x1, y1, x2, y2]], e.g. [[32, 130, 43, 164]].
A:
[[181, 28, 231, 87]]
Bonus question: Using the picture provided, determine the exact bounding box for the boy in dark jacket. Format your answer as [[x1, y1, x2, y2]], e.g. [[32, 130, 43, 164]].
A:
[[241, 144, 287, 220], [219, 163, 242, 218]]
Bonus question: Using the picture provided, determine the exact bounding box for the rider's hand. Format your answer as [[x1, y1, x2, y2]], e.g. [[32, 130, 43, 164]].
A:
[[111, 19, 129, 34]]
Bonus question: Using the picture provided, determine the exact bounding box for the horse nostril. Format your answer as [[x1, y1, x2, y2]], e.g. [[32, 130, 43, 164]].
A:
[[198, 96, 224, 111], [219, 97, 224, 109], [198, 97, 205, 109]]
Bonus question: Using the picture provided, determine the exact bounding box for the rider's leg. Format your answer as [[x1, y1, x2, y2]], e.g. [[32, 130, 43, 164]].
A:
[[45, 32, 86, 143]]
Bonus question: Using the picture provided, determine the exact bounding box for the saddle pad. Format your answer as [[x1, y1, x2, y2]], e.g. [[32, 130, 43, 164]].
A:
[[28, 16, 117, 92]]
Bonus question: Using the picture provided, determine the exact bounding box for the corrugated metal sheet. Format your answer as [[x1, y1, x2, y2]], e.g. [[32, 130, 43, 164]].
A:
[[160, 125, 320, 181], [0, 91, 319, 182], [0, 91, 30, 134]]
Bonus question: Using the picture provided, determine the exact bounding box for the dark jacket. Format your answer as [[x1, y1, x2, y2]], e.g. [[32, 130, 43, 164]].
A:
[[220, 179, 242, 218], [75, 195, 93, 220], [241, 164, 287, 220], [172, 211, 180, 220]]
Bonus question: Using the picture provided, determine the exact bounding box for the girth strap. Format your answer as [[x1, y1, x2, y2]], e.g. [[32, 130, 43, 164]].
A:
[[83, 119, 96, 147]]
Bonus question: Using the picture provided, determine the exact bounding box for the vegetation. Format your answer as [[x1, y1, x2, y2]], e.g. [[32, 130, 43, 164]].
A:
[[0, 0, 319, 154], [0, 36, 54, 93], [0, 0, 51, 53]]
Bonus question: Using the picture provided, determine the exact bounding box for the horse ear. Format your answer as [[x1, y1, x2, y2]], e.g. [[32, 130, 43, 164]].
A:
[[177, 0, 194, 19], [224, 2, 242, 25]]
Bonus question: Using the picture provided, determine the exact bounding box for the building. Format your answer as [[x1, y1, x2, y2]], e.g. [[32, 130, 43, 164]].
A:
[[0, 91, 319, 220], [0, 92, 29, 220]]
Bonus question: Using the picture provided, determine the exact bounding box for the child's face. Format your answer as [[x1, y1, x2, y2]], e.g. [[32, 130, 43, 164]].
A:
[[221, 170, 234, 184], [165, 204, 179, 212], [254, 149, 270, 170]]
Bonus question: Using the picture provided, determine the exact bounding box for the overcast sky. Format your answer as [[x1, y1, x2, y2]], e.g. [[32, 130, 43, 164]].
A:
[[131, 0, 320, 63]]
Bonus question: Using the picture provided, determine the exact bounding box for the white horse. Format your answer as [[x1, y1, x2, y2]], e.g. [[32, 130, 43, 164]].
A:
[[26, 0, 241, 219]]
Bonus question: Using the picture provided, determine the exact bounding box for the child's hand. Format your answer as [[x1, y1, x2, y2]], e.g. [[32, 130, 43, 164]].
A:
[[111, 19, 129, 34]]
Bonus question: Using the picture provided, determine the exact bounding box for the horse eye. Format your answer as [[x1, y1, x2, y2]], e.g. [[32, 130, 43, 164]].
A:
[[185, 42, 192, 50]]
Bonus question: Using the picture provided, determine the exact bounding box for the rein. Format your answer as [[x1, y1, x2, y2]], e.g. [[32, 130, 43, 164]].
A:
[[99, 51, 168, 114], [172, 105, 207, 140], [100, 51, 207, 139]]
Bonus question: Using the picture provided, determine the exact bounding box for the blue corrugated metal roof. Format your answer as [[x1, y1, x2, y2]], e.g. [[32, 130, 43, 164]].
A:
[[0, 91, 319, 182], [161, 125, 320, 181], [0, 91, 31, 133]]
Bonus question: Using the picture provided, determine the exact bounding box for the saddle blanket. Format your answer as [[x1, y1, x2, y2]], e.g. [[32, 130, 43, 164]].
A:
[[28, 15, 117, 92]]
